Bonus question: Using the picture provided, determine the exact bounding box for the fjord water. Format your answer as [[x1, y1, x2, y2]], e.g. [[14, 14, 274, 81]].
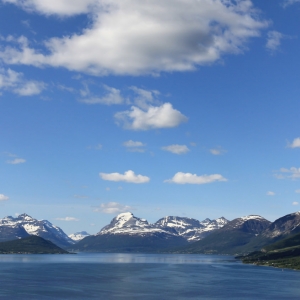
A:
[[0, 253, 300, 299]]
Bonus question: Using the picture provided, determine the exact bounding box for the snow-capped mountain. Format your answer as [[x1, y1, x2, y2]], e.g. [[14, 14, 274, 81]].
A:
[[97, 212, 228, 242], [69, 231, 90, 241], [154, 216, 229, 241], [0, 214, 75, 248]]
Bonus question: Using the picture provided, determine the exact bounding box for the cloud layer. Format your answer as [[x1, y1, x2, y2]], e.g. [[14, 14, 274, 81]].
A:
[[165, 172, 227, 184], [100, 170, 150, 183], [0, 0, 267, 75]]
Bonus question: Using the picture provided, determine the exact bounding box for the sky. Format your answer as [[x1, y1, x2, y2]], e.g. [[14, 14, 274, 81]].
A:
[[0, 0, 300, 235]]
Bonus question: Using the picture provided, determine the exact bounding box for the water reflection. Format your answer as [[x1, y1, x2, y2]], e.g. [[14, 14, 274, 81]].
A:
[[0, 253, 237, 265]]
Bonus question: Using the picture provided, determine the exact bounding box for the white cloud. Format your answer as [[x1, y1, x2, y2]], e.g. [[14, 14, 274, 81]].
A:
[[288, 137, 300, 149], [162, 144, 190, 155], [6, 158, 26, 164], [100, 170, 150, 183], [2, 0, 98, 16], [292, 201, 299, 206], [0, 194, 9, 201], [266, 191, 275, 196], [115, 103, 187, 130], [165, 172, 227, 184], [275, 167, 300, 180], [266, 31, 284, 52], [210, 147, 227, 155], [87, 143, 103, 150], [130, 86, 160, 109], [0, 68, 45, 96], [282, 0, 300, 8], [55, 217, 79, 221], [13, 81, 45, 96], [93, 201, 132, 214], [123, 140, 146, 147], [296, 189, 300, 194], [0, 0, 267, 76], [80, 85, 124, 105]]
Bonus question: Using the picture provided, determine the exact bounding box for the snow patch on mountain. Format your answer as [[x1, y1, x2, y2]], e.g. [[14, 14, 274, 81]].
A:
[[69, 231, 90, 241]]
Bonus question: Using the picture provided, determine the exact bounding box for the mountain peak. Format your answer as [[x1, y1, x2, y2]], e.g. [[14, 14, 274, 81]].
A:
[[18, 213, 34, 221]]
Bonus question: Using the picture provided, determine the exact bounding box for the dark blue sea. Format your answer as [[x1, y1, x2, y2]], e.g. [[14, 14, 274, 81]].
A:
[[0, 253, 299, 299]]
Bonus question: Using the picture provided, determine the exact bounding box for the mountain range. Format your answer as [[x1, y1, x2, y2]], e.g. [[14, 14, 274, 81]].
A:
[[1, 211, 300, 257], [70, 212, 229, 252]]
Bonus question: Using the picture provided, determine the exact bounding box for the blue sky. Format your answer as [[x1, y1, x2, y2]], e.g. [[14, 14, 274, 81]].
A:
[[0, 0, 300, 234]]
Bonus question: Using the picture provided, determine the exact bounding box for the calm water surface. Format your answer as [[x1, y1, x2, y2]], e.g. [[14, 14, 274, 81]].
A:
[[0, 253, 299, 299]]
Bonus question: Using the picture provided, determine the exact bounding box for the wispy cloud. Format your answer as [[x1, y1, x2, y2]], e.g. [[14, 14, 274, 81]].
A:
[[0, 68, 45, 96], [209, 147, 227, 155], [6, 158, 26, 165], [123, 140, 146, 147], [162, 144, 189, 155], [165, 172, 227, 184], [282, 0, 300, 8], [274, 167, 300, 180], [100, 170, 150, 183], [55, 217, 79, 221], [266, 31, 284, 52], [266, 191, 276, 196], [292, 201, 299, 206], [93, 202, 132, 214], [73, 195, 88, 199], [80, 85, 124, 105]]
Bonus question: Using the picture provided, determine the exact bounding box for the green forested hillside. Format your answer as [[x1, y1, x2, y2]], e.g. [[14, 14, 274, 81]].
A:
[[0, 236, 69, 254]]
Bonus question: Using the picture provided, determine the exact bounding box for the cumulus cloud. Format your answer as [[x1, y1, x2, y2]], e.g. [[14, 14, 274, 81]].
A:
[[55, 217, 79, 221], [162, 144, 190, 155], [0, 68, 45, 96], [93, 201, 132, 214], [80, 85, 124, 105], [288, 137, 300, 149], [0, 0, 267, 76], [266, 31, 284, 52], [6, 158, 26, 164], [0, 194, 9, 201], [274, 167, 300, 180], [100, 170, 150, 183], [165, 172, 227, 184], [123, 140, 146, 147], [210, 147, 227, 155], [266, 191, 275, 196], [115, 103, 188, 130]]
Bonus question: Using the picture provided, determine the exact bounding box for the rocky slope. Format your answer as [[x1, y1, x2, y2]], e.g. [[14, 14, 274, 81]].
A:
[[173, 215, 272, 255]]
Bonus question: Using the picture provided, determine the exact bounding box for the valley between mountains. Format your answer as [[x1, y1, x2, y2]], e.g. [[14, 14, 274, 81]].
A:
[[1, 211, 300, 269]]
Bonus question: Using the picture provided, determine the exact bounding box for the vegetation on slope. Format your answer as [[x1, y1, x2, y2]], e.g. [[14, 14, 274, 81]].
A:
[[0, 236, 70, 254], [240, 232, 300, 270]]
